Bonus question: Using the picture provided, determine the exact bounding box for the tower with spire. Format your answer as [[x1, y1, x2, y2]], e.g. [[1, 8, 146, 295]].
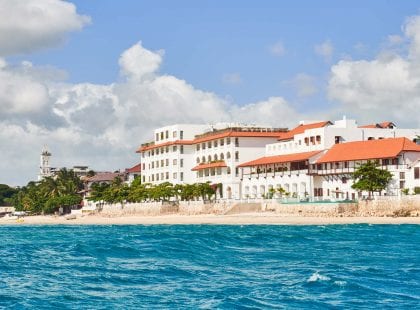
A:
[[38, 146, 52, 181]]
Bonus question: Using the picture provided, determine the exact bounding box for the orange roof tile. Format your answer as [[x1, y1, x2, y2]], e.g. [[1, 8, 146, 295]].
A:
[[277, 121, 331, 141], [358, 121, 396, 129], [137, 140, 194, 152], [191, 161, 227, 171], [193, 130, 284, 144], [237, 151, 322, 167], [126, 163, 141, 173], [316, 137, 420, 163]]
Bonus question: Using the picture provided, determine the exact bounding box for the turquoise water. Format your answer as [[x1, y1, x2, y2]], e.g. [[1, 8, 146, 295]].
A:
[[0, 225, 419, 309]]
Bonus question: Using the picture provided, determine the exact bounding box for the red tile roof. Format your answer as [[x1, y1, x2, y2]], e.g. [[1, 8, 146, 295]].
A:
[[237, 151, 322, 167], [126, 163, 141, 173], [137, 130, 285, 152], [316, 137, 420, 163], [277, 121, 331, 141], [85, 172, 125, 183], [193, 130, 283, 144], [137, 140, 194, 152], [358, 121, 396, 129], [191, 161, 227, 171]]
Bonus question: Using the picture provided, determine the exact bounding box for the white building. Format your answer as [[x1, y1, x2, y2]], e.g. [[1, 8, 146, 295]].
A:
[[137, 118, 420, 200], [137, 123, 287, 198], [239, 118, 420, 199]]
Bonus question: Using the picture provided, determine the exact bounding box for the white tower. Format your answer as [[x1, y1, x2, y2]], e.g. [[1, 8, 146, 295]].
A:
[[38, 146, 52, 181]]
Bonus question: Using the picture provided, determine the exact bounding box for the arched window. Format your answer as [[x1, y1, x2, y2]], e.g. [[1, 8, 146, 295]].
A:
[[227, 152, 231, 159], [227, 167, 231, 174], [202, 156, 205, 163], [214, 154, 218, 161], [220, 153, 224, 160], [196, 157, 200, 163], [208, 155, 212, 162]]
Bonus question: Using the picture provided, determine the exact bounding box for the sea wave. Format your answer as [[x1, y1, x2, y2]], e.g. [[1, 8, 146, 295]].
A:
[[0, 224, 419, 308]]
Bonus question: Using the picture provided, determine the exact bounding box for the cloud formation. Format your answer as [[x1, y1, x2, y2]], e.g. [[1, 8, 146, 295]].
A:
[[0, 0, 90, 56], [0, 41, 302, 185], [315, 40, 334, 62], [328, 15, 420, 127]]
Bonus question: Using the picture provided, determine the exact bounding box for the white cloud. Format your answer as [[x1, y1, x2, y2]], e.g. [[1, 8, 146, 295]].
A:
[[315, 40, 334, 61], [289, 73, 318, 97], [0, 0, 90, 56], [0, 42, 303, 185], [118, 41, 164, 80], [222, 73, 242, 85], [388, 34, 404, 45], [269, 41, 286, 56], [328, 15, 420, 127]]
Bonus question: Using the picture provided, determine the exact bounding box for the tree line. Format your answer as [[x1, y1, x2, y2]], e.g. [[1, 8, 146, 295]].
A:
[[88, 177, 220, 204], [8, 169, 83, 214]]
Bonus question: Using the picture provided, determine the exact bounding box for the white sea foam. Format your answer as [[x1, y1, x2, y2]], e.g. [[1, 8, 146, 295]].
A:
[[307, 272, 331, 282], [334, 280, 347, 286]]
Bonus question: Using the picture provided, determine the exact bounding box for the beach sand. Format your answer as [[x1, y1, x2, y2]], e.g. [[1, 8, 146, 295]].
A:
[[1, 213, 420, 225]]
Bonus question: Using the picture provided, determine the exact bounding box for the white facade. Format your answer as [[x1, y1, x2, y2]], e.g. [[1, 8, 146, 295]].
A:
[[138, 124, 286, 198], [241, 118, 420, 200]]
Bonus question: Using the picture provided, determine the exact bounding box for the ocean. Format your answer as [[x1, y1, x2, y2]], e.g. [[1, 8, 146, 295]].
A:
[[0, 224, 419, 309]]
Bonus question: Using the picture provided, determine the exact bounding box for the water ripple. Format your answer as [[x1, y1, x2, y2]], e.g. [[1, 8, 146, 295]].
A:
[[0, 224, 419, 308]]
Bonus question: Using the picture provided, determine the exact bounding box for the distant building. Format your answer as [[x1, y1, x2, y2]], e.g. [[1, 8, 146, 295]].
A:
[[37, 146, 90, 181], [125, 163, 141, 184]]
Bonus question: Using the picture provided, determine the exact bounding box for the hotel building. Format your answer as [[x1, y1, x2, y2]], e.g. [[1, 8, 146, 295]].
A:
[[137, 118, 420, 200]]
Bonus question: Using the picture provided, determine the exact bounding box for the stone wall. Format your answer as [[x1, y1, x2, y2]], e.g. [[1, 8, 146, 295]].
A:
[[94, 196, 420, 217]]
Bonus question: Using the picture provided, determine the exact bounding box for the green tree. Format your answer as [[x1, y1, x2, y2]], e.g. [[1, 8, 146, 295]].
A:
[[0, 184, 17, 205], [352, 160, 393, 198]]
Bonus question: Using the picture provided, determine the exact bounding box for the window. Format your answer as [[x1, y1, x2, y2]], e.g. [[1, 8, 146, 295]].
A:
[[227, 152, 231, 159], [400, 172, 405, 179], [180, 131, 184, 139], [173, 131, 177, 138], [166, 159, 169, 166], [334, 136, 341, 144], [235, 167, 239, 176], [196, 144, 200, 151], [208, 155, 211, 162], [235, 151, 239, 161], [156, 173, 159, 181], [165, 130, 169, 139], [173, 172, 177, 179], [415, 167, 420, 179], [227, 167, 231, 174], [161, 173, 164, 180], [220, 139, 224, 146], [310, 136, 315, 145], [342, 177, 347, 184], [151, 150, 154, 156], [344, 161, 348, 168], [152, 174, 155, 181], [142, 176, 145, 183], [220, 153, 224, 160], [304, 137, 309, 145], [161, 159, 164, 167], [180, 159, 184, 167], [156, 161, 159, 168], [156, 148, 159, 155], [152, 162, 154, 168], [227, 138, 231, 145], [316, 135, 321, 144], [173, 159, 177, 165], [208, 141, 212, 148], [214, 154, 218, 161], [180, 172, 184, 181], [180, 145, 184, 154], [160, 132, 164, 140], [156, 133, 159, 141], [235, 137, 239, 147], [173, 145, 177, 152], [201, 156, 205, 163], [166, 172, 169, 180], [400, 180, 405, 189], [142, 163, 145, 170], [214, 140, 218, 147], [166, 146, 169, 153], [202, 143, 206, 150], [196, 157, 200, 163]]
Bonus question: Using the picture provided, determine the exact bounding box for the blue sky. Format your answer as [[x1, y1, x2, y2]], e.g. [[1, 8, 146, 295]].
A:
[[10, 0, 420, 105], [1, 0, 420, 185]]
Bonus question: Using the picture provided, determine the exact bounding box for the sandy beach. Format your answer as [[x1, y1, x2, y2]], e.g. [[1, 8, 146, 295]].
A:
[[1, 213, 420, 225]]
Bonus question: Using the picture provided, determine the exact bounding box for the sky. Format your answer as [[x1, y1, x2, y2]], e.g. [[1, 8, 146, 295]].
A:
[[1, 0, 420, 185]]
